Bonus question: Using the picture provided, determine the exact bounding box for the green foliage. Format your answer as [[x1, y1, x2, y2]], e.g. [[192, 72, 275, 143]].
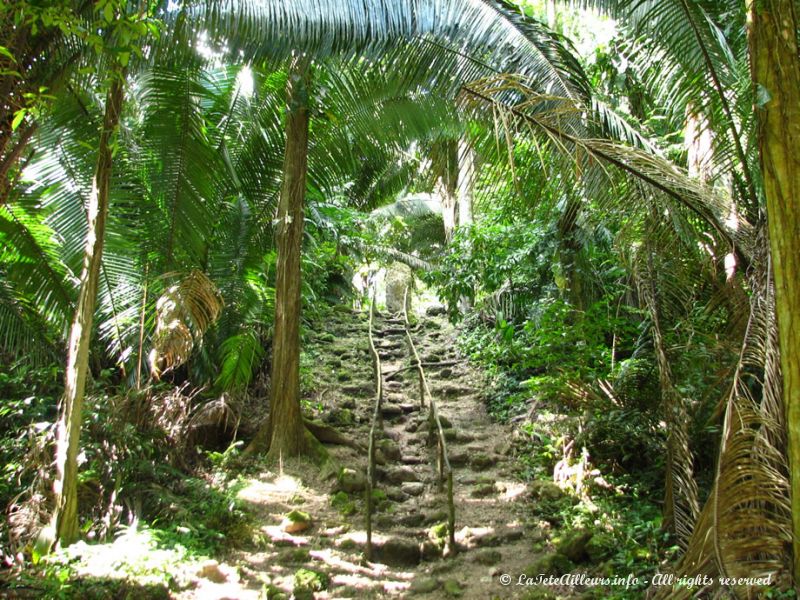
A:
[[293, 568, 329, 595], [0, 361, 60, 512]]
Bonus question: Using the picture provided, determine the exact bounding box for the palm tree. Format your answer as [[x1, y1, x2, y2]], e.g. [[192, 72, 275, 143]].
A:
[[746, 0, 800, 585], [191, 0, 590, 460], [571, 0, 797, 591]]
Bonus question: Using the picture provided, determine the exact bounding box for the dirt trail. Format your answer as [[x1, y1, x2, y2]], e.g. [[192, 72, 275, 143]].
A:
[[183, 308, 543, 599]]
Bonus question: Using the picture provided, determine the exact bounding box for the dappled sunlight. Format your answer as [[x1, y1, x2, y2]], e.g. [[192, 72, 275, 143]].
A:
[[498, 480, 527, 500], [237, 473, 303, 505], [260, 524, 311, 546], [310, 548, 412, 592]]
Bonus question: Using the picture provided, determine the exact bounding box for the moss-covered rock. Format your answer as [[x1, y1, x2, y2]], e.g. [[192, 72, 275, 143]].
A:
[[410, 577, 441, 594], [472, 549, 502, 565], [470, 483, 495, 498], [443, 579, 463, 597], [283, 509, 312, 534], [529, 480, 568, 502], [293, 568, 329, 598], [262, 583, 289, 600], [375, 537, 421, 567], [556, 529, 593, 563], [337, 467, 366, 493], [524, 552, 574, 577], [280, 547, 311, 564], [330, 491, 357, 516]]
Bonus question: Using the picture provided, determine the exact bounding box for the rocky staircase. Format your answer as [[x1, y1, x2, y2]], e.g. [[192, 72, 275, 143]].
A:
[[222, 306, 536, 599]]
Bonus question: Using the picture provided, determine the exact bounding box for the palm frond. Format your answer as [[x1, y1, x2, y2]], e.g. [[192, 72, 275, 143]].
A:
[[150, 270, 223, 378]]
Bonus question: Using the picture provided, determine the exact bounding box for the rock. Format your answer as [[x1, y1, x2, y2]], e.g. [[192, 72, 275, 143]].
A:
[[293, 568, 329, 597], [456, 431, 476, 443], [529, 480, 567, 502], [438, 415, 453, 428], [440, 385, 471, 399], [370, 489, 391, 512], [405, 420, 420, 433], [385, 487, 408, 502], [401, 482, 425, 496], [337, 467, 367, 493], [324, 407, 356, 426], [423, 509, 449, 524], [399, 512, 425, 527], [262, 584, 289, 600], [280, 547, 311, 563], [443, 428, 458, 441], [375, 537, 421, 567], [470, 453, 495, 471], [421, 539, 444, 561], [524, 553, 573, 577], [386, 466, 420, 484], [374, 449, 388, 466], [401, 455, 426, 465], [443, 579, 463, 597], [500, 525, 525, 542], [473, 549, 502, 566], [410, 577, 441, 594], [440, 368, 453, 378], [196, 559, 229, 583], [470, 483, 495, 498], [376, 514, 396, 529], [330, 491, 356, 516], [448, 452, 469, 466], [342, 383, 373, 396], [381, 404, 404, 419], [557, 530, 593, 563], [282, 509, 312, 534], [494, 441, 514, 456], [426, 304, 447, 317], [400, 403, 419, 413], [377, 438, 402, 461]]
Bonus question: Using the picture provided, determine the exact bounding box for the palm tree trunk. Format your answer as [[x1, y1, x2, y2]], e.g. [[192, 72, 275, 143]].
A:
[[435, 138, 459, 244], [51, 76, 124, 546], [746, 0, 800, 584], [248, 57, 311, 459], [456, 137, 474, 228]]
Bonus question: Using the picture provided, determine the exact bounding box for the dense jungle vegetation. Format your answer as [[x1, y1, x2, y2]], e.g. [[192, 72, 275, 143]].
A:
[[1, 0, 799, 598]]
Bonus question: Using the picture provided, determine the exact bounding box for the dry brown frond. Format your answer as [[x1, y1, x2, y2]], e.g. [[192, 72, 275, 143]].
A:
[[149, 270, 223, 379]]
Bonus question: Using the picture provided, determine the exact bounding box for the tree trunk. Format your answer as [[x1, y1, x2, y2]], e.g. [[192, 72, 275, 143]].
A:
[[746, 0, 800, 584], [456, 137, 475, 228], [50, 77, 124, 546], [434, 139, 459, 244], [247, 57, 311, 459], [546, 0, 558, 31]]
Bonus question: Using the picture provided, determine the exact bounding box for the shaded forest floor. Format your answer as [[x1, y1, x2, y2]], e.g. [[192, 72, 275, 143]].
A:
[[3, 306, 668, 600]]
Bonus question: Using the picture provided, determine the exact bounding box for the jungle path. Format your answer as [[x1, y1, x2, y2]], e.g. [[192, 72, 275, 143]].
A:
[[180, 307, 551, 600]]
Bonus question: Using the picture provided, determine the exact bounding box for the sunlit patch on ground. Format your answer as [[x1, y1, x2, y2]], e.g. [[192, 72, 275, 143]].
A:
[[236, 473, 302, 505], [497, 480, 527, 500], [310, 548, 412, 593]]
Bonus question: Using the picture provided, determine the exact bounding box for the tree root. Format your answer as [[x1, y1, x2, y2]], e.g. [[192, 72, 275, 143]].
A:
[[303, 418, 365, 452]]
